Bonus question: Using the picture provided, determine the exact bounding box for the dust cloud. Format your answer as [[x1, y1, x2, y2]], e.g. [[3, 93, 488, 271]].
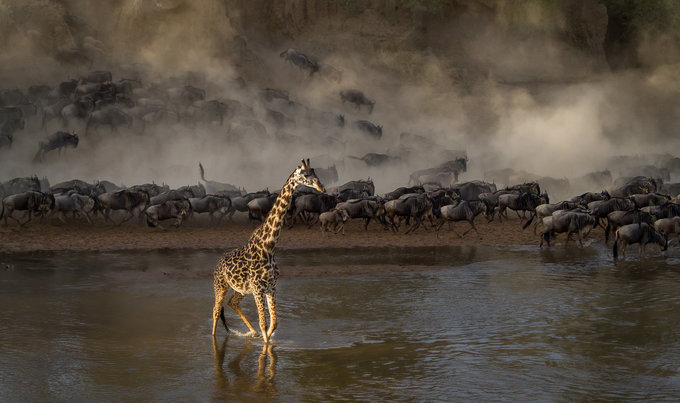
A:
[[1, 1, 678, 198]]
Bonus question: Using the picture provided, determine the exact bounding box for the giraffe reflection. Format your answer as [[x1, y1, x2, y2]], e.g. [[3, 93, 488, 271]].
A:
[[212, 337, 277, 396]]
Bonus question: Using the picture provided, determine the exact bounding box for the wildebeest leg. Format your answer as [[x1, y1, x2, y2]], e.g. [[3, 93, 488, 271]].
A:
[[58, 211, 68, 224], [405, 217, 423, 234], [118, 210, 135, 226], [364, 217, 371, 231], [462, 220, 481, 239]]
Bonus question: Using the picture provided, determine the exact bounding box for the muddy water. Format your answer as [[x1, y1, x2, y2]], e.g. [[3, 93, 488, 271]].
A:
[[2, 246, 680, 401]]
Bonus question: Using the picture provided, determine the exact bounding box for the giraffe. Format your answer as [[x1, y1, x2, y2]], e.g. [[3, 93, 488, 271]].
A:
[[212, 159, 325, 343]]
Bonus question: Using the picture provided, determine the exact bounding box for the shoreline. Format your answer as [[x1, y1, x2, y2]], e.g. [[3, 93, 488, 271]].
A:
[[0, 215, 606, 253]]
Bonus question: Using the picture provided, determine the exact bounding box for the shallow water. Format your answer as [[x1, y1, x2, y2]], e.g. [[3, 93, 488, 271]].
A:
[[1, 245, 680, 401]]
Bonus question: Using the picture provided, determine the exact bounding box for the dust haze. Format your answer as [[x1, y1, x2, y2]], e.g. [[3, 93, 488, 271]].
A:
[[1, 0, 679, 198]]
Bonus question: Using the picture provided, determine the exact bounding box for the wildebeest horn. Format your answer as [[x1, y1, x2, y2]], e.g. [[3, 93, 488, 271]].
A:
[[306, 158, 310, 168]]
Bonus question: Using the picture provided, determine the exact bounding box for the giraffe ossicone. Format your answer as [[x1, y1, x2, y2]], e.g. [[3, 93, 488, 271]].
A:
[[211, 159, 324, 343]]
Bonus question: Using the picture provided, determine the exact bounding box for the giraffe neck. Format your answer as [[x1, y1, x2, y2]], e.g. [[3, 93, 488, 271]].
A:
[[248, 176, 297, 255]]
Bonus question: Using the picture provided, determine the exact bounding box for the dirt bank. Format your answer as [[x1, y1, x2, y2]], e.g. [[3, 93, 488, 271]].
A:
[[0, 215, 605, 253]]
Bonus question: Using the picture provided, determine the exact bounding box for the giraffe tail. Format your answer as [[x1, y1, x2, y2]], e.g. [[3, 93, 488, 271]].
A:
[[219, 307, 229, 332]]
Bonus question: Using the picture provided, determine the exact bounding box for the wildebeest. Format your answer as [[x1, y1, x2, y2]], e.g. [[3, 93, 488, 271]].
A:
[[609, 176, 658, 197], [149, 188, 195, 206], [630, 193, 670, 208], [613, 222, 668, 258], [335, 198, 384, 230], [97, 189, 150, 225], [34, 131, 79, 161], [331, 179, 375, 197], [50, 179, 105, 196], [146, 199, 192, 229], [127, 183, 169, 197], [339, 90, 374, 113], [61, 97, 95, 128], [351, 120, 382, 139], [287, 193, 338, 228], [382, 186, 423, 201], [319, 208, 351, 235], [654, 217, 680, 245], [570, 190, 610, 205], [348, 153, 400, 167], [436, 200, 482, 238], [539, 211, 595, 247], [85, 107, 132, 135], [523, 200, 583, 233], [50, 192, 96, 223], [589, 197, 636, 228], [605, 210, 656, 242], [497, 192, 546, 222], [227, 190, 270, 220], [409, 158, 468, 187], [189, 195, 232, 223], [247, 193, 278, 222], [383, 194, 433, 234], [642, 202, 680, 219], [280, 48, 319, 76], [450, 181, 497, 202], [1, 191, 55, 226], [1, 176, 42, 197]]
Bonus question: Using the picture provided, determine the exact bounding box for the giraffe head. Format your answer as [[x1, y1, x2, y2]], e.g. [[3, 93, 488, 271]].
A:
[[292, 158, 325, 193]]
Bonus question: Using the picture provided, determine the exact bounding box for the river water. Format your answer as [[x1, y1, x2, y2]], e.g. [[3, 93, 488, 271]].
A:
[[1, 245, 680, 401]]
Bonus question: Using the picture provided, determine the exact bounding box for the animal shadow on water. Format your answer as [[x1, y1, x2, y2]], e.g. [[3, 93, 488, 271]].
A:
[[212, 336, 277, 397]]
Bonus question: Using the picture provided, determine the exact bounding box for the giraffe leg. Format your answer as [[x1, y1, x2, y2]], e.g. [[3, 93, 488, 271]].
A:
[[265, 292, 277, 340], [228, 292, 258, 336], [253, 292, 269, 343], [212, 283, 229, 336]]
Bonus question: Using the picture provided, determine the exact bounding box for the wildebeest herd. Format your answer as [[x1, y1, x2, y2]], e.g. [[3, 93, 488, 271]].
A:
[[1, 47, 680, 258], [1, 163, 680, 259]]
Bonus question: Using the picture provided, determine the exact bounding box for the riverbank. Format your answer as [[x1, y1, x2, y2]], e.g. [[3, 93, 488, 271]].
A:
[[0, 215, 605, 253]]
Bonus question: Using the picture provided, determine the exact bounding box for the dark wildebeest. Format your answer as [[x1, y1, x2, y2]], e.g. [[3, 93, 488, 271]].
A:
[[348, 153, 400, 167], [613, 222, 668, 258], [605, 210, 656, 242], [570, 190, 610, 205], [227, 190, 270, 220], [589, 197, 637, 228], [609, 176, 658, 198], [497, 192, 546, 222], [34, 131, 79, 161], [335, 198, 384, 230], [149, 188, 195, 206], [50, 179, 105, 196], [331, 179, 375, 197], [259, 88, 291, 104], [339, 90, 374, 113], [1, 191, 55, 226], [630, 193, 671, 208], [85, 107, 132, 135], [198, 162, 242, 195], [383, 194, 433, 234], [654, 217, 680, 245], [383, 186, 425, 201], [97, 189, 150, 225], [192, 100, 230, 126], [319, 208, 351, 235], [280, 48, 319, 76], [409, 158, 468, 186], [248, 193, 278, 222], [287, 193, 338, 228], [128, 183, 170, 197], [146, 199, 192, 229], [1, 176, 42, 197], [436, 200, 482, 238], [539, 212, 595, 247], [451, 181, 497, 202], [642, 202, 680, 220], [189, 195, 232, 223], [352, 120, 382, 139], [168, 85, 206, 110]]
